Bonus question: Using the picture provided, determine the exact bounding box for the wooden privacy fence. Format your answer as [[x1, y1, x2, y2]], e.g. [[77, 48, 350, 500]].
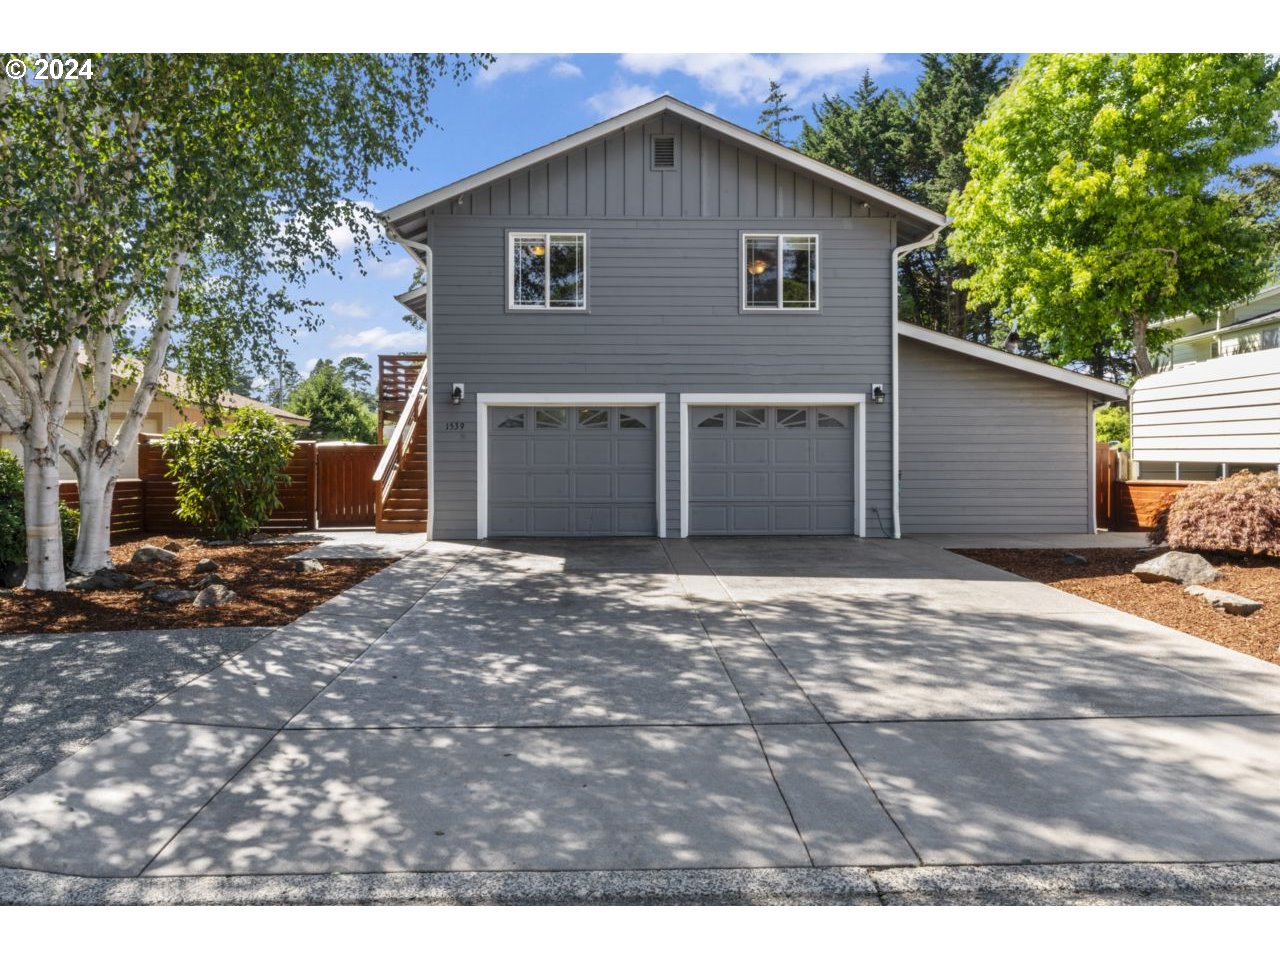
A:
[[58, 478, 146, 537], [1109, 480, 1197, 533], [57, 436, 387, 539]]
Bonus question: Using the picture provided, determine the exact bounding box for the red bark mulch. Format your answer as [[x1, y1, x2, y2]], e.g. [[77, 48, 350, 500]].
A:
[[956, 548, 1280, 666], [0, 537, 393, 635]]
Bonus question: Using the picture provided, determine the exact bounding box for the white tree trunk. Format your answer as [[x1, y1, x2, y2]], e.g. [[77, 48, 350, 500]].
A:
[[71, 459, 116, 574], [22, 439, 67, 591]]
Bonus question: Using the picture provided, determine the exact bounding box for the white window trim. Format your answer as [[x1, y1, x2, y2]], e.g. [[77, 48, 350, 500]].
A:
[[476, 392, 667, 539], [507, 230, 588, 311], [679, 393, 866, 538], [740, 232, 820, 312]]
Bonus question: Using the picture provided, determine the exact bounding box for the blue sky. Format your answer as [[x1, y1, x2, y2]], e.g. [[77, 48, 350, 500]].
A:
[[286, 52, 1280, 381]]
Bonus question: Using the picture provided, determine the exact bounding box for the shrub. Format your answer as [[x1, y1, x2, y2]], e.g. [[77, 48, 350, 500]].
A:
[[0, 449, 79, 569], [1095, 405, 1130, 449], [158, 407, 296, 541], [1156, 470, 1280, 556]]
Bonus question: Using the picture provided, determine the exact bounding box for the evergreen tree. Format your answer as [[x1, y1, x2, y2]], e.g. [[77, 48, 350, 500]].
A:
[[286, 360, 377, 443], [796, 56, 1013, 343], [758, 80, 798, 144], [337, 355, 375, 408]]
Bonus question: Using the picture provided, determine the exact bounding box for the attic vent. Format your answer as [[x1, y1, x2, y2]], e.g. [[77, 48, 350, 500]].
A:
[[651, 135, 677, 171]]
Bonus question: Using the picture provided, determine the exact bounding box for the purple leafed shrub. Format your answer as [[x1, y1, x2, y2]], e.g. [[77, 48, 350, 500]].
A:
[[1152, 470, 1280, 556]]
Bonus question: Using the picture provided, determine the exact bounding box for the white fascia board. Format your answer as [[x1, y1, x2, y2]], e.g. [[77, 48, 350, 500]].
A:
[[898, 324, 1129, 401], [380, 96, 946, 231]]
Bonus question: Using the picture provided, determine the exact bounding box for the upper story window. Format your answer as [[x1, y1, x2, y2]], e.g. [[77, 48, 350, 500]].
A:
[[742, 233, 819, 311], [510, 232, 586, 310]]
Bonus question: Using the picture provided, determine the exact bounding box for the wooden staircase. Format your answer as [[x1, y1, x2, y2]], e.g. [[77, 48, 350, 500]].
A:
[[373, 357, 429, 533]]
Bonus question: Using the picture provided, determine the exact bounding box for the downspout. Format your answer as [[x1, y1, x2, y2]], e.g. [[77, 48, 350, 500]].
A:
[[891, 220, 948, 539], [387, 229, 435, 541]]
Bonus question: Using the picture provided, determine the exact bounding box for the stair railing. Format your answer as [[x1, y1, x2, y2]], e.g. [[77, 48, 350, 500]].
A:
[[373, 358, 429, 527]]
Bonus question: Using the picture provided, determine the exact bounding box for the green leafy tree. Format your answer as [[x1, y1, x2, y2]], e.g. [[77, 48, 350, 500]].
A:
[[758, 80, 798, 144], [948, 54, 1280, 379], [1095, 405, 1130, 448], [287, 360, 377, 443], [158, 407, 296, 541], [0, 53, 489, 589], [337, 355, 375, 408]]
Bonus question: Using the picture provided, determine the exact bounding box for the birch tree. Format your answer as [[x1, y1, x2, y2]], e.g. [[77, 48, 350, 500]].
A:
[[0, 53, 488, 589]]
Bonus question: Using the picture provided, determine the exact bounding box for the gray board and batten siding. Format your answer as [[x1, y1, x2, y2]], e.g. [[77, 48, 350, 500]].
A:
[[404, 111, 904, 539], [897, 337, 1093, 535]]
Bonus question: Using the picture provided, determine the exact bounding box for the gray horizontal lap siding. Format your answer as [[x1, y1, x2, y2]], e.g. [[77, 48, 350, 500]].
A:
[[898, 339, 1091, 534], [430, 217, 895, 539]]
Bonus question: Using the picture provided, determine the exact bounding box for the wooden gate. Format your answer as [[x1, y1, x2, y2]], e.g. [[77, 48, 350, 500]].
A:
[[316, 444, 385, 528], [1095, 441, 1119, 529]]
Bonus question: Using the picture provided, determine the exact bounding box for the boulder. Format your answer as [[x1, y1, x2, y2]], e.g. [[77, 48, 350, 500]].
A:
[[1184, 585, 1263, 617], [194, 573, 227, 590], [151, 587, 196, 605], [1, 563, 27, 589], [193, 558, 220, 574], [193, 583, 237, 608], [131, 545, 180, 566], [67, 568, 139, 591], [289, 558, 325, 574], [1133, 551, 1219, 586], [1062, 553, 1089, 567], [132, 580, 157, 591], [161, 540, 185, 552]]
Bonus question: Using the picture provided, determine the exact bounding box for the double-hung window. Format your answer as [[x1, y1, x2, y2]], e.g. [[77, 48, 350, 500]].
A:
[[742, 233, 819, 311], [509, 232, 587, 310]]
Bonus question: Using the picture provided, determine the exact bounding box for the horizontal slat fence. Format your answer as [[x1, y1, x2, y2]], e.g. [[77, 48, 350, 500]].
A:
[[1110, 480, 1198, 532], [57, 478, 146, 537]]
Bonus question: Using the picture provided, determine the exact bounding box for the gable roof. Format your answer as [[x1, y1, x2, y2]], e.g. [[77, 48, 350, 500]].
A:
[[381, 96, 946, 235], [110, 361, 311, 427], [899, 323, 1129, 401]]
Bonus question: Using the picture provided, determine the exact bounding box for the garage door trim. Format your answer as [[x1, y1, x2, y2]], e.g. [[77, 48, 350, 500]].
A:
[[477, 392, 667, 538], [679, 393, 866, 538]]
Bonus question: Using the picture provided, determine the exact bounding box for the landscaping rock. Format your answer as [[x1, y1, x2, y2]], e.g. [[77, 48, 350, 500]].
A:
[[193, 558, 220, 574], [161, 540, 185, 552], [1062, 553, 1089, 566], [193, 583, 237, 608], [1184, 585, 1263, 617], [67, 568, 139, 591], [130, 545, 180, 566], [194, 573, 227, 590], [151, 587, 196, 605], [132, 580, 157, 591], [1133, 551, 1219, 586], [1, 563, 27, 588], [289, 558, 325, 574]]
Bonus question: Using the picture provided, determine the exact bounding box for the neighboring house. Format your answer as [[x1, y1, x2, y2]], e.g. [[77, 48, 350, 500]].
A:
[[382, 96, 1126, 539], [1131, 283, 1280, 481], [0, 367, 309, 481]]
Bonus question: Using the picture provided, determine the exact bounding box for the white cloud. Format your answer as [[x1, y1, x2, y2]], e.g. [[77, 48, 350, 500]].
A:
[[550, 60, 583, 79], [330, 300, 373, 320], [331, 326, 424, 352], [371, 257, 417, 281], [585, 82, 662, 120], [479, 54, 581, 84], [618, 52, 898, 105]]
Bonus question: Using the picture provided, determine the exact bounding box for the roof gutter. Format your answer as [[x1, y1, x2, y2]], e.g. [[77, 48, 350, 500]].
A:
[[386, 229, 435, 540], [891, 221, 948, 539]]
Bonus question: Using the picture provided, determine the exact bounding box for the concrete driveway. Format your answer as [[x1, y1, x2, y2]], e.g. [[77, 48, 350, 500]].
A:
[[3, 536, 1280, 882]]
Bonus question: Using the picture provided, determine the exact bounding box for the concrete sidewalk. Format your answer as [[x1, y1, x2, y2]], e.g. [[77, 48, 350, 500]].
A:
[[1, 536, 1278, 900]]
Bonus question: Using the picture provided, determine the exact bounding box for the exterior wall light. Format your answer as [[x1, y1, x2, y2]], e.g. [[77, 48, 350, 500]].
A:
[[451, 383, 464, 405], [871, 384, 886, 404]]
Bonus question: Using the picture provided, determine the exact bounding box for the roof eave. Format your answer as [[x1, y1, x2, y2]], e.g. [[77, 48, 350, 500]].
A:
[[380, 95, 946, 234], [898, 323, 1129, 401]]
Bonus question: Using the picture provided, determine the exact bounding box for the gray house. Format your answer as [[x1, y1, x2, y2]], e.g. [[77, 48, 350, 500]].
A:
[[382, 97, 1125, 540]]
